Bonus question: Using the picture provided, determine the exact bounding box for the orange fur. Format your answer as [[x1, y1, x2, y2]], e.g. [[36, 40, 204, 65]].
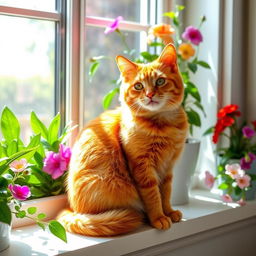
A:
[[58, 44, 188, 236]]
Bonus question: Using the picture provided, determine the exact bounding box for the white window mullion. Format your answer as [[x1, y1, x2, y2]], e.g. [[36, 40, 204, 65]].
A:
[[0, 5, 60, 21]]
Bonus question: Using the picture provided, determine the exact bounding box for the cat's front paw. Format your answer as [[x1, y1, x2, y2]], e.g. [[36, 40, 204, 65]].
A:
[[166, 210, 182, 223], [151, 215, 172, 230]]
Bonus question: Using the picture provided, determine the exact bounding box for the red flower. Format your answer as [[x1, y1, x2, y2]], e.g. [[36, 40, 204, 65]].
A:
[[220, 116, 234, 127], [212, 116, 235, 144], [252, 120, 256, 130], [217, 104, 239, 118]]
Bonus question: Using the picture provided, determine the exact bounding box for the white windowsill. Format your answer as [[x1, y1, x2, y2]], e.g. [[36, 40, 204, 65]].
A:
[[2, 189, 256, 256]]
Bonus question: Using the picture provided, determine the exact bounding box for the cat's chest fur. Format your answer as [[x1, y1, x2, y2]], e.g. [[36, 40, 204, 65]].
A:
[[120, 107, 187, 180]]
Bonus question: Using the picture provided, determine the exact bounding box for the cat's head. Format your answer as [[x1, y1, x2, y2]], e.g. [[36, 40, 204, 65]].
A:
[[116, 44, 184, 115]]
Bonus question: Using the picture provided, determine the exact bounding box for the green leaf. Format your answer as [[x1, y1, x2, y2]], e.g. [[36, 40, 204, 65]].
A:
[[194, 101, 206, 116], [0, 146, 39, 175], [7, 140, 18, 156], [89, 62, 100, 82], [16, 210, 26, 218], [48, 220, 67, 243], [37, 221, 46, 231], [163, 11, 176, 19], [37, 213, 46, 220], [1, 107, 20, 142], [27, 207, 37, 215], [186, 82, 201, 102], [48, 113, 61, 145], [0, 177, 8, 188], [218, 183, 229, 190], [140, 52, 158, 62], [30, 187, 46, 198], [103, 88, 120, 110], [203, 126, 215, 136], [177, 5, 185, 11], [181, 71, 190, 83], [0, 201, 12, 224], [197, 60, 211, 69], [186, 109, 201, 127], [15, 205, 20, 211], [149, 42, 165, 48], [188, 62, 198, 73], [90, 55, 107, 62], [27, 134, 41, 149], [33, 152, 44, 169], [30, 111, 48, 140]]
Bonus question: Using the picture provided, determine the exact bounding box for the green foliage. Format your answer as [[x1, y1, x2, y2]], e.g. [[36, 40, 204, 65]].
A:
[[103, 88, 120, 110], [49, 220, 67, 243], [0, 107, 70, 242]]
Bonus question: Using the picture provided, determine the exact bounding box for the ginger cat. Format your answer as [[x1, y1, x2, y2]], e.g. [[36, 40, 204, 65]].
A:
[[58, 44, 188, 236]]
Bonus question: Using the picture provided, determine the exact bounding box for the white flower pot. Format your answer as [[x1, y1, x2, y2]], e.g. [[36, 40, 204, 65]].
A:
[[0, 222, 11, 252], [171, 139, 200, 205]]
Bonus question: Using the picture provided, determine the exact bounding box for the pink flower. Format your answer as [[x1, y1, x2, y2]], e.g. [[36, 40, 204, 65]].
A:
[[221, 194, 233, 203], [59, 144, 71, 165], [182, 26, 203, 45], [225, 163, 244, 179], [43, 144, 71, 179], [9, 158, 28, 172], [242, 126, 255, 138], [240, 152, 256, 170], [8, 184, 31, 201], [236, 174, 251, 189], [104, 16, 123, 35], [237, 198, 246, 206], [204, 171, 215, 189]]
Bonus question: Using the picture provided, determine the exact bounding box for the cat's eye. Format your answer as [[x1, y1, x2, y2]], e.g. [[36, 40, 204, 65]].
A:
[[155, 78, 166, 86], [134, 83, 144, 90]]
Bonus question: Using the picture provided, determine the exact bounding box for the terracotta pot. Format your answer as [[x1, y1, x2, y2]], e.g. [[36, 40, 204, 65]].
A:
[[171, 139, 200, 205], [12, 194, 68, 228]]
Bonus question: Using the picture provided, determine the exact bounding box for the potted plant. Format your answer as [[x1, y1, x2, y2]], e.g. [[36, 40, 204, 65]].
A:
[[204, 104, 256, 204], [88, 5, 211, 205], [0, 107, 74, 251]]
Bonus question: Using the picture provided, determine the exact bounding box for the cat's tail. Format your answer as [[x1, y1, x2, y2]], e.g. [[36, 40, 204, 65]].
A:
[[57, 208, 144, 237]]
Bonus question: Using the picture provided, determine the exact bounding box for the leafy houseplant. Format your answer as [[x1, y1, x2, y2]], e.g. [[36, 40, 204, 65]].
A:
[[89, 5, 211, 135], [204, 104, 256, 203], [0, 106, 75, 243]]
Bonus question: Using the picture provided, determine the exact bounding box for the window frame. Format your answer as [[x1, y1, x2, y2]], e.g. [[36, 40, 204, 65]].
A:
[[0, 2, 67, 127]]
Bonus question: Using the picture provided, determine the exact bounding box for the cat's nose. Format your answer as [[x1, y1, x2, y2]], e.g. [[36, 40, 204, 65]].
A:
[[146, 91, 155, 99]]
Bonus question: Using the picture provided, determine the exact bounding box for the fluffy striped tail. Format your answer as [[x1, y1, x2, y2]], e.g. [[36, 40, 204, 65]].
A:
[[57, 208, 144, 237]]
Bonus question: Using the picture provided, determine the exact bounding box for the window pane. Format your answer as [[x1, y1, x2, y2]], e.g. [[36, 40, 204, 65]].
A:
[[0, 15, 55, 141], [86, 0, 141, 22], [0, 0, 56, 12], [84, 27, 145, 122]]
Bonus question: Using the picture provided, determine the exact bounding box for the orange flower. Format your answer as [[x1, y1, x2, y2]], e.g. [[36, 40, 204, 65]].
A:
[[178, 43, 195, 60], [147, 24, 174, 45]]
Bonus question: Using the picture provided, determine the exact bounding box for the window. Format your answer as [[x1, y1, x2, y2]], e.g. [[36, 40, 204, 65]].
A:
[[0, 1, 66, 142], [83, 0, 163, 122]]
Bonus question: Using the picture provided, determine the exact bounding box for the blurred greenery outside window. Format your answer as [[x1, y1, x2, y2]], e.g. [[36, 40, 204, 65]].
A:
[[0, 0, 65, 142]]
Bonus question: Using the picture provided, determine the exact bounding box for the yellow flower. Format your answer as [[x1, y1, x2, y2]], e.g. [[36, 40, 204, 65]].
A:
[[147, 24, 175, 45], [178, 43, 195, 60]]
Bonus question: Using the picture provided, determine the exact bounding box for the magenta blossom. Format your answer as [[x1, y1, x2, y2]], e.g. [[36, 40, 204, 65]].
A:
[[242, 126, 255, 138], [104, 16, 123, 35], [8, 184, 31, 201], [182, 26, 203, 45], [240, 152, 256, 170], [59, 144, 71, 165], [43, 144, 71, 179]]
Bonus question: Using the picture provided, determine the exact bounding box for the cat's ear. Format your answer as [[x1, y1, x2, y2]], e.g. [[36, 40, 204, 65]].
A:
[[158, 43, 177, 69], [116, 56, 138, 78]]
